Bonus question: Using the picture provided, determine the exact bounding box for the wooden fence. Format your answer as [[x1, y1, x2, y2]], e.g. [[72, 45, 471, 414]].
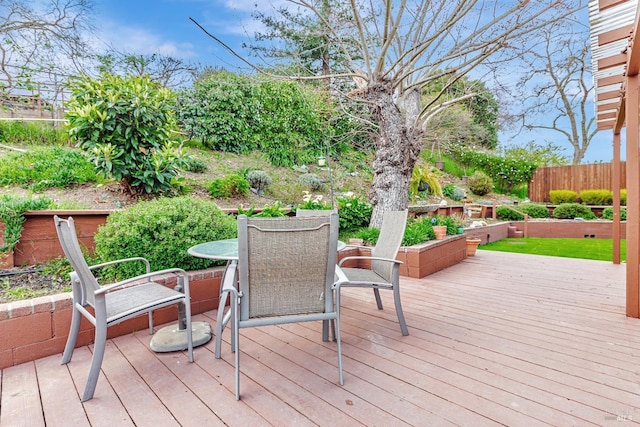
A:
[[528, 162, 626, 202]]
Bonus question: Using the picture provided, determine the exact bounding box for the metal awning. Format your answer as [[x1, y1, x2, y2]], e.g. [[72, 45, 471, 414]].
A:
[[589, 0, 638, 131]]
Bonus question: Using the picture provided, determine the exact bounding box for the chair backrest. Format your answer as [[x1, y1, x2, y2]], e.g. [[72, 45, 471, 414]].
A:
[[54, 215, 100, 306], [371, 210, 408, 281], [237, 213, 339, 321]]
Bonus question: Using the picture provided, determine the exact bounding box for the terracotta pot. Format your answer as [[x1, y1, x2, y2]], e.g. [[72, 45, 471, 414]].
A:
[[433, 226, 447, 240], [466, 238, 481, 256]]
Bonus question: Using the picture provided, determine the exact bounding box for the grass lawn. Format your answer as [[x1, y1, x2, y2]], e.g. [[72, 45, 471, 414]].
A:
[[481, 237, 626, 262]]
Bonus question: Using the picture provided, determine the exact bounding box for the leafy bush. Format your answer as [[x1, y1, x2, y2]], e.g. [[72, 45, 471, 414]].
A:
[[409, 162, 443, 200], [66, 73, 187, 196], [94, 197, 237, 277], [298, 173, 323, 191], [336, 194, 372, 231], [0, 147, 97, 190], [181, 157, 208, 173], [176, 71, 337, 166], [246, 170, 272, 192], [552, 203, 597, 220], [601, 207, 627, 220], [549, 189, 577, 204], [207, 174, 250, 198], [446, 143, 537, 193], [253, 201, 286, 217], [621, 189, 627, 205], [496, 203, 549, 221], [0, 195, 53, 252], [402, 218, 434, 246], [354, 226, 380, 246], [467, 171, 493, 196], [579, 189, 613, 205], [443, 184, 465, 201]]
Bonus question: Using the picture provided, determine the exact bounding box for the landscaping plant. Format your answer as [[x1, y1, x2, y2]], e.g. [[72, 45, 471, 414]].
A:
[[552, 203, 597, 219], [66, 73, 188, 196], [94, 196, 237, 277]]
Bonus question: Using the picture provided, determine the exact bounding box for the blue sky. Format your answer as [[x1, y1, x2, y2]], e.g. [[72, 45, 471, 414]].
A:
[[95, 0, 617, 164]]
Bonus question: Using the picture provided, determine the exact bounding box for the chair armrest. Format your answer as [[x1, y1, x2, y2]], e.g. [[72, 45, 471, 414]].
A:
[[338, 256, 403, 267], [88, 257, 151, 275], [332, 265, 349, 288], [94, 267, 189, 296]]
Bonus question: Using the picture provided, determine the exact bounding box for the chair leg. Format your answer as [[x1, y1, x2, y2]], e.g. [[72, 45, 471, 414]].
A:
[[82, 322, 108, 402], [231, 293, 241, 400], [373, 288, 383, 309], [61, 305, 81, 364], [393, 284, 409, 336]]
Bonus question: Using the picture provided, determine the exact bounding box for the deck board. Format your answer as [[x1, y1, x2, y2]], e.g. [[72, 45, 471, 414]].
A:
[[1, 251, 639, 426]]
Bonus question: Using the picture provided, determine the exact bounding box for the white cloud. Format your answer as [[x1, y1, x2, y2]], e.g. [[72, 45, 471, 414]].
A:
[[97, 21, 196, 59]]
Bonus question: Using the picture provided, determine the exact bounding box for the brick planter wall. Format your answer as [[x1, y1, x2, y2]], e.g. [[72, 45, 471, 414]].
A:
[[0, 267, 224, 370]]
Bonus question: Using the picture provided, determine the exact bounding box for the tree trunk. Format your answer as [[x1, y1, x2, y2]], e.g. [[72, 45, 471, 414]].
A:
[[367, 84, 423, 228]]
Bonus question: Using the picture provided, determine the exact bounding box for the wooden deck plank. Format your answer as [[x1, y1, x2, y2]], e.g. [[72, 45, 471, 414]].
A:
[[98, 339, 180, 427], [112, 333, 224, 427], [0, 362, 45, 427], [67, 346, 135, 427], [35, 354, 90, 427], [2, 251, 640, 426]]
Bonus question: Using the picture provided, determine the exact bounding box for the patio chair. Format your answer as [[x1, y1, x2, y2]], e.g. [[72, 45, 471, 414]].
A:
[[222, 213, 343, 399], [54, 215, 194, 402], [335, 209, 409, 336]]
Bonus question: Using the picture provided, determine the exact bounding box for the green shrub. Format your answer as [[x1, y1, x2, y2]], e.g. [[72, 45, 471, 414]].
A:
[[355, 226, 380, 246], [549, 189, 577, 204], [402, 219, 433, 246], [467, 171, 493, 196], [443, 184, 465, 201], [601, 207, 627, 220], [496, 203, 549, 220], [66, 73, 187, 196], [207, 174, 250, 198], [298, 173, 323, 191], [246, 170, 273, 192], [181, 157, 208, 173], [621, 189, 627, 206], [579, 189, 613, 205], [0, 147, 97, 190], [296, 191, 330, 210], [253, 201, 286, 217], [552, 203, 597, 220], [336, 194, 372, 231], [0, 195, 53, 252], [94, 197, 236, 277]]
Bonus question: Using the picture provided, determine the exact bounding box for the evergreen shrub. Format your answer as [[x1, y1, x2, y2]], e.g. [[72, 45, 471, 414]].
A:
[[578, 189, 613, 205], [94, 197, 236, 277], [552, 203, 596, 220], [549, 189, 577, 204]]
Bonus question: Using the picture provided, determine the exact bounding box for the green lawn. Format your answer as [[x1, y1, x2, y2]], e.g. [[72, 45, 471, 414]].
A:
[[481, 237, 626, 262]]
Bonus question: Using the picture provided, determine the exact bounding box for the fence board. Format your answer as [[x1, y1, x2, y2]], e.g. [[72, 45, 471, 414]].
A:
[[528, 163, 626, 202]]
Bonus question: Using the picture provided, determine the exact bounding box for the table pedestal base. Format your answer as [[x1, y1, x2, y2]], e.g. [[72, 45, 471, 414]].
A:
[[150, 321, 212, 352]]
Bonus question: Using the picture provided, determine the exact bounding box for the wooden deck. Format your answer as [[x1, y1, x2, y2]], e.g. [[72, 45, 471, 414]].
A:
[[2, 251, 639, 426]]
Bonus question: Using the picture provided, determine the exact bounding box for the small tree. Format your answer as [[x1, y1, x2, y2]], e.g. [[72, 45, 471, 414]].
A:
[[66, 73, 187, 196]]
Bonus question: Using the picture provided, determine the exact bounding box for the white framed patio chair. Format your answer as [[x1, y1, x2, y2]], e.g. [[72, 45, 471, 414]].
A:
[[221, 213, 344, 399], [54, 215, 194, 401], [335, 209, 409, 336]]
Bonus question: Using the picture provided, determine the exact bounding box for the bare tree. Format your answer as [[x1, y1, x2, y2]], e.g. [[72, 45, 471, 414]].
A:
[[96, 52, 199, 88], [0, 0, 93, 101], [510, 21, 595, 165], [195, 1, 579, 226]]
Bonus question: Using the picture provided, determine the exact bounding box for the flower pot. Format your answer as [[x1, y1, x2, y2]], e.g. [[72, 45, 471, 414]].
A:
[[466, 238, 481, 256], [432, 225, 447, 240], [457, 226, 465, 234]]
